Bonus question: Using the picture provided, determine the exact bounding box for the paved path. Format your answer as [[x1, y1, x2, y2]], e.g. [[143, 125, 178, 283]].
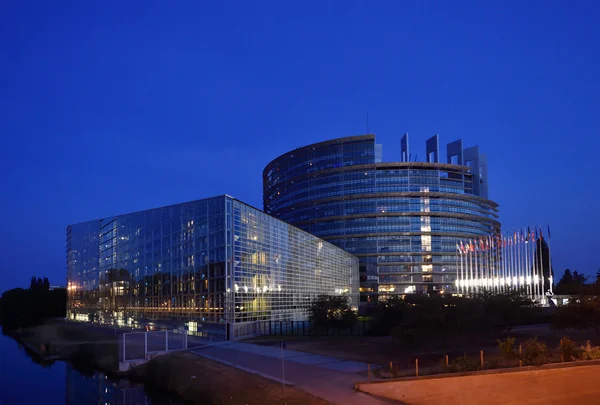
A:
[[193, 342, 397, 404], [357, 364, 600, 405]]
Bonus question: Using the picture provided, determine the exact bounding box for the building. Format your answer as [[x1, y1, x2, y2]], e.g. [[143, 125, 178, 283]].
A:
[[263, 134, 500, 303], [66, 195, 358, 339]]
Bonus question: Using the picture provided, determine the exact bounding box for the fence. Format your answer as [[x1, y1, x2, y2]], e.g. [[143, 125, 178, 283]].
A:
[[254, 320, 373, 337], [229, 321, 260, 341], [119, 330, 188, 362]]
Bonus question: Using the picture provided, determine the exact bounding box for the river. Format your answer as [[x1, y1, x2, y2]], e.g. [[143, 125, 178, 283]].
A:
[[0, 331, 182, 405]]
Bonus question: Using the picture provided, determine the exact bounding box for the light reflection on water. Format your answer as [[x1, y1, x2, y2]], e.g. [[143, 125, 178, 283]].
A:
[[0, 331, 181, 405]]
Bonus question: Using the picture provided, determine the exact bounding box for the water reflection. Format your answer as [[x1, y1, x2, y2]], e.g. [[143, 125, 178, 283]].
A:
[[0, 331, 181, 405], [65, 364, 181, 405]]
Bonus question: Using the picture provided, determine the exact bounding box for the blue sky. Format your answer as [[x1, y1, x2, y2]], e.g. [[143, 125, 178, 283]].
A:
[[1, 1, 599, 291]]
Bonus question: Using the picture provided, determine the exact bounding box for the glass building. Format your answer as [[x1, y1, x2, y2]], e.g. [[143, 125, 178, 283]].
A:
[[67, 195, 358, 339], [263, 134, 500, 303]]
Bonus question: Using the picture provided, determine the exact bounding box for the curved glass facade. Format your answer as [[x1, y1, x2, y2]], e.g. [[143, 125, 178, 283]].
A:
[[264, 135, 500, 302]]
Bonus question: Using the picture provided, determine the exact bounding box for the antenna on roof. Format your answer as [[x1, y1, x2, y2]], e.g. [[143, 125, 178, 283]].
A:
[[414, 153, 418, 162], [366, 111, 369, 135]]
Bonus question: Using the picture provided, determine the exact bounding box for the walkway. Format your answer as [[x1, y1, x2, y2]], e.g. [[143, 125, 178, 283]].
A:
[[192, 341, 397, 404], [357, 364, 600, 405]]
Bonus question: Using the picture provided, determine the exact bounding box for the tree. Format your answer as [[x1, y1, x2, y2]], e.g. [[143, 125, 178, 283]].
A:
[[552, 294, 600, 344], [573, 271, 588, 285], [555, 269, 587, 295], [534, 237, 553, 282], [308, 295, 357, 330], [0, 277, 66, 330], [558, 269, 573, 286]]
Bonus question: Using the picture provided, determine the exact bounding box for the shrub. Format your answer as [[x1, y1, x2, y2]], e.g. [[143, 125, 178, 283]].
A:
[[521, 336, 549, 366], [371, 367, 383, 379], [449, 355, 480, 372], [580, 341, 600, 360], [497, 336, 516, 360], [558, 336, 580, 361], [487, 359, 501, 369]]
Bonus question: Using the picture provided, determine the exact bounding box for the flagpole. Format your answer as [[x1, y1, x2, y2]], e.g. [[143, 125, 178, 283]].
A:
[[531, 226, 541, 302], [508, 234, 512, 290], [548, 225, 554, 295], [511, 233, 516, 291], [500, 235, 505, 289], [525, 229, 533, 297], [475, 241, 479, 293], [460, 246, 465, 294], [539, 226, 545, 299], [505, 235, 509, 289], [456, 244, 460, 294], [515, 231, 523, 288], [469, 240, 474, 295]]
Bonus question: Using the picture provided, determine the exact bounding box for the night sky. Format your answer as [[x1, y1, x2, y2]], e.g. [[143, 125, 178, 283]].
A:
[[1, 1, 599, 292]]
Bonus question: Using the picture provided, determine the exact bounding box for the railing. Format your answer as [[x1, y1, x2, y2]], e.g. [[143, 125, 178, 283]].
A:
[[119, 330, 188, 362]]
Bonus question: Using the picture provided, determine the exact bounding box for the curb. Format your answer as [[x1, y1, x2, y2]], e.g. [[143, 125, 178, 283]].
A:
[[355, 358, 600, 387]]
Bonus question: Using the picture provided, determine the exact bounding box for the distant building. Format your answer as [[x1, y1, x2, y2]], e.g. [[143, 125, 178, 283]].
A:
[[66, 195, 358, 340], [263, 134, 500, 303]]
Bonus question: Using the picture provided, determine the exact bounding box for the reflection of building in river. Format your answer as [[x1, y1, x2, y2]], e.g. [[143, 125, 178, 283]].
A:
[[65, 363, 149, 405]]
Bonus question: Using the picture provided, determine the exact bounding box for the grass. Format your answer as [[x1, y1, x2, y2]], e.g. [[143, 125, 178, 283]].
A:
[[129, 351, 331, 405]]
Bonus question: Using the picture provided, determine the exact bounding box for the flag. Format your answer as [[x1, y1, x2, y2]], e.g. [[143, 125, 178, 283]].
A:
[[513, 229, 517, 243]]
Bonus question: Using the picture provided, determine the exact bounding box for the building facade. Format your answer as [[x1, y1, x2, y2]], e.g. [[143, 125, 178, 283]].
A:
[[67, 195, 358, 339], [263, 134, 500, 303]]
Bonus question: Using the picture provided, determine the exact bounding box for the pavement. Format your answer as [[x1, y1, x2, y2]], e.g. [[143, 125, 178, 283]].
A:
[[357, 364, 600, 405], [192, 341, 397, 404]]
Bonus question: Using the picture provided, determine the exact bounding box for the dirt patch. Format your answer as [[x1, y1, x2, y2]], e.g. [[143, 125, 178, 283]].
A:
[[129, 351, 331, 405]]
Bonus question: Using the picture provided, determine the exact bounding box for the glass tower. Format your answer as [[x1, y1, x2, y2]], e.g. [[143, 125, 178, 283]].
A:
[[67, 195, 358, 339], [263, 134, 500, 303]]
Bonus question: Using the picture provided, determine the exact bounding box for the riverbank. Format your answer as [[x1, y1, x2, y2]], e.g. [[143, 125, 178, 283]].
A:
[[5, 321, 332, 404], [7, 320, 121, 374], [128, 350, 331, 404]]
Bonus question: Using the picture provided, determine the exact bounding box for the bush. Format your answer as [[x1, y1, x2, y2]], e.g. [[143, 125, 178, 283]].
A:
[[521, 337, 549, 366], [579, 341, 600, 360], [558, 336, 580, 361], [449, 355, 480, 372], [497, 336, 516, 360], [487, 359, 501, 369], [309, 295, 357, 331]]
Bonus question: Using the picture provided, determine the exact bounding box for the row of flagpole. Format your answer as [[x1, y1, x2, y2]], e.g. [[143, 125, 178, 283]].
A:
[[455, 225, 553, 302]]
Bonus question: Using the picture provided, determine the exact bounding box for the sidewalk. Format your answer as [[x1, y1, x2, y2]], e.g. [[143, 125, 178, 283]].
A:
[[192, 342, 398, 405]]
